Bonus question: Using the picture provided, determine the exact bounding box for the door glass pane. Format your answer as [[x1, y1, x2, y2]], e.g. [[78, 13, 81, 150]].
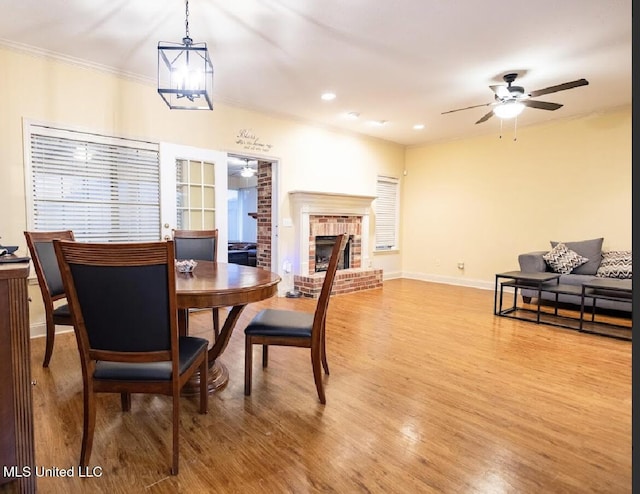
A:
[[190, 210, 203, 228], [190, 161, 202, 183], [176, 159, 216, 230], [203, 211, 215, 229], [204, 186, 215, 205], [177, 184, 188, 209], [189, 185, 203, 208], [203, 162, 215, 184]]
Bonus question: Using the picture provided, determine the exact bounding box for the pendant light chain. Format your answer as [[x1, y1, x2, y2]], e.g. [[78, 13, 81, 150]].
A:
[[184, 0, 191, 44]]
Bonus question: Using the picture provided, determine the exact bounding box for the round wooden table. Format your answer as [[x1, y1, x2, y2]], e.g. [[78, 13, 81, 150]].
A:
[[175, 261, 281, 393]]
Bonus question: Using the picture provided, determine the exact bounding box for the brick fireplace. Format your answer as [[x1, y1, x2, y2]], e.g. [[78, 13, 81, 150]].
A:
[[288, 191, 383, 298]]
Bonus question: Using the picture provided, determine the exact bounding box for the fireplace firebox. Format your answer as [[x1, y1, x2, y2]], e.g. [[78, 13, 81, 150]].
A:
[[315, 235, 350, 272]]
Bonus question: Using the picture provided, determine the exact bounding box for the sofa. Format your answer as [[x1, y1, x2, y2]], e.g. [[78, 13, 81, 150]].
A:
[[228, 241, 257, 267], [518, 237, 632, 313]]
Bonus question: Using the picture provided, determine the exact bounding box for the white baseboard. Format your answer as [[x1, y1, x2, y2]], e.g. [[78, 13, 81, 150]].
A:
[[401, 271, 495, 291], [382, 270, 403, 280], [29, 323, 73, 340]]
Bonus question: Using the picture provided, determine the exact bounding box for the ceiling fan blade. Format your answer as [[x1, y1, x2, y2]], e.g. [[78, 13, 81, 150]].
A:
[[490, 85, 510, 99], [441, 102, 491, 115], [475, 111, 494, 124], [528, 78, 589, 98], [523, 100, 563, 111]]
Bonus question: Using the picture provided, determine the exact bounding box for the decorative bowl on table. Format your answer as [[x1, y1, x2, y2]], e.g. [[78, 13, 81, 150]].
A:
[[175, 259, 198, 273], [0, 245, 19, 256]]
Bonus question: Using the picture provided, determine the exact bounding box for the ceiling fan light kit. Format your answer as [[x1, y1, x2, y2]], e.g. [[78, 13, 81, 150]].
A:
[[442, 72, 589, 126], [157, 0, 214, 110], [240, 166, 256, 178], [493, 100, 524, 119]]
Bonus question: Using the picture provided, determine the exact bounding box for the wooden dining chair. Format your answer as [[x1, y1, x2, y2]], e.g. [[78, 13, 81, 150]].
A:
[[24, 230, 75, 367], [244, 232, 348, 404], [53, 239, 208, 475], [172, 229, 221, 338]]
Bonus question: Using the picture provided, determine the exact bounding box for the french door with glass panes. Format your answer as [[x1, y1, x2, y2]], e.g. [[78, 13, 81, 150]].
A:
[[159, 143, 228, 261]]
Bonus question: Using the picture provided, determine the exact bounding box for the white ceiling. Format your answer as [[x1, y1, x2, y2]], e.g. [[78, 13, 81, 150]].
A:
[[0, 0, 632, 146]]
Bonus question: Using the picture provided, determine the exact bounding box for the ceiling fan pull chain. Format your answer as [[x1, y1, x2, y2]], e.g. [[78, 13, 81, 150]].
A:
[[499, 118, 503, 139], [513, 117, 518, 141]]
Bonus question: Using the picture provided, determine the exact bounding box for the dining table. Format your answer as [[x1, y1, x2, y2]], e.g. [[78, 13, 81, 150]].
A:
[[175, 261, 281, 394]]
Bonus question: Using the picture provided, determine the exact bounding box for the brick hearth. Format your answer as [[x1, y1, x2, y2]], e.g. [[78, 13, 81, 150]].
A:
[[294, 268, 383, 298]]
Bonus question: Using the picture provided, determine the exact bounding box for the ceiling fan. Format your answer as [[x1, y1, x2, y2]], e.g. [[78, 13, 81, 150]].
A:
[[228, 156, 258, 178], [442, 73, 589, 124]]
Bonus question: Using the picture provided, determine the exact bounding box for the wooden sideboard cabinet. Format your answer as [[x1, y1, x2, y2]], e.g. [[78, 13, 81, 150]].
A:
[[0, 262, 35, 494]]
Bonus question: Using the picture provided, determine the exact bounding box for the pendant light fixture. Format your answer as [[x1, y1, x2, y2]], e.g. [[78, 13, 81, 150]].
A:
[[157, 0, 214, 110]]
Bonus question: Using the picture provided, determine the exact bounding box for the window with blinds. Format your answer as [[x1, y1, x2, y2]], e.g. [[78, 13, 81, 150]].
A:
[[375, 175, 400, 251], [25, 123, 160, 242]]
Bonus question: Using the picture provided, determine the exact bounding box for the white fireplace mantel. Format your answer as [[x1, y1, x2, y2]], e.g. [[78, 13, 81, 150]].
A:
[[288, 191, 376, 275], [289, 191, 377, 216]]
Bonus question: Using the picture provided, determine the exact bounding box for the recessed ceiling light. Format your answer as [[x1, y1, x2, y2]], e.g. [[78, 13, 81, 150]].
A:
[[413, 124, 425, 130], [321, 92, 336, 101], [345, 112, 360, 120]]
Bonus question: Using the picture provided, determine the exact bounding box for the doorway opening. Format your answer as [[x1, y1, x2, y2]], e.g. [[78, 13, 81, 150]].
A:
[[227, 154, 275, 271]]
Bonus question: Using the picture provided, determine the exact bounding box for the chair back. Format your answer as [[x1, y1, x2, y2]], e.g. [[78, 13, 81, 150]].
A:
[[172, 229, 218, 262], [54, 240, 179, 363], [312, 233, 348, 346], [24, 230, 75, 303]]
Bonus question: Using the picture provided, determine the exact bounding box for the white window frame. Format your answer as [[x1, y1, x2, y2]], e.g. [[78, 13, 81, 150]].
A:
[[24, 120, 161, 242], [374, 175, 400, 252]]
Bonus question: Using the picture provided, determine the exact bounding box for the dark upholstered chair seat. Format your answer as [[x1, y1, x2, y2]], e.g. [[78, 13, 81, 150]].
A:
[[52, 304, 70, 318], [244, 309, 313, 338], [95, 336, 208, 380]]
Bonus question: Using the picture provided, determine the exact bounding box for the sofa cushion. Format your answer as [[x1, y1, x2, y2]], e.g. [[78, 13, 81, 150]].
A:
[[558, 273, 597, 286], [550, 237, 603, 275], [596, 250, 632, 279], [543, 243, 588, 274]]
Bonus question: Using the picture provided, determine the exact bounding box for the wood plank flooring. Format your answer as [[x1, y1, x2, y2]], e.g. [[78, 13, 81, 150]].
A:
[[25, 279, 631, 493]]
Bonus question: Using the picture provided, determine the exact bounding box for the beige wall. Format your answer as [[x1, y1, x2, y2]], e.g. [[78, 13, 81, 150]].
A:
[[0, 47, 404, 335], [402, 108, 632, 288]]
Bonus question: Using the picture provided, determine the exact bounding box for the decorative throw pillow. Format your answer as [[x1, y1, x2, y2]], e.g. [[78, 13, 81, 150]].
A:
[[596, 250, 632, 279], [550, 237, 603, 275], [543, 243, 589, 274]]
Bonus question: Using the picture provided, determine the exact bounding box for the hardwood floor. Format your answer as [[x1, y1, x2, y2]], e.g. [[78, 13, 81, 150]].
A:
[[27, 279, 631, 493]]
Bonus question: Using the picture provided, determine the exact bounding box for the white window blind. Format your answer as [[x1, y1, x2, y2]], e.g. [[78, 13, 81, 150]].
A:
[[26, 124, 160, 242], [375, 175, 400, 251]]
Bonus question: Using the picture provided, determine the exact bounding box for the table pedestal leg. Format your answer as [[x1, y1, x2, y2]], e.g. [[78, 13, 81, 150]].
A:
[[181, 304, 247, 396], [182, 360, 229, 396]]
